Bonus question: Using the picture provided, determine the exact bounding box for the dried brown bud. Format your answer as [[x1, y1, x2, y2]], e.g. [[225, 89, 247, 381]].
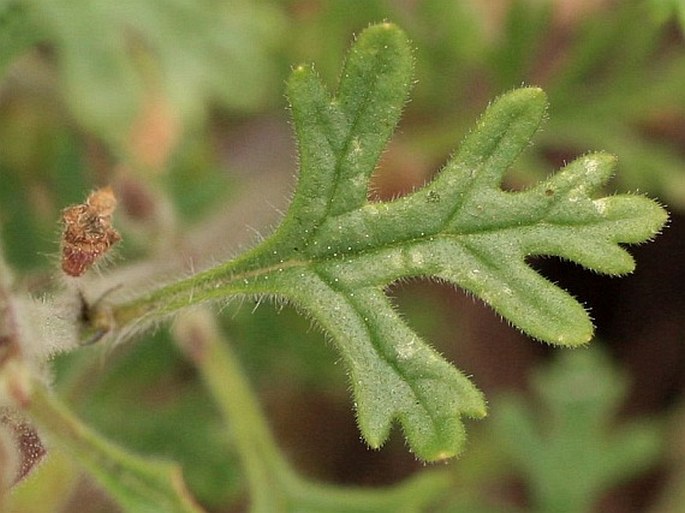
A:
[[60, 187, 121, 277]]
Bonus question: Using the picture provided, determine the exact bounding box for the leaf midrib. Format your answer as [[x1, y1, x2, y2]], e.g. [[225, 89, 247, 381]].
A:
[[307, 59, 388, 241], [320, 278, 451, 442], [225, 207, 618, 292]]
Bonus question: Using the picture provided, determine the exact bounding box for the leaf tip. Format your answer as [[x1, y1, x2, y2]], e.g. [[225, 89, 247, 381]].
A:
[[362, 428, 388, 452], [431, 450, 457, 462], [554, 325, 594, 347], [354, 21, 410, 58], [378, 20, 400, 31], [471, 403, 488, 419], [288, 63, 313, 83], [505, 85, 547, 108], [364, 20, 402, 35]]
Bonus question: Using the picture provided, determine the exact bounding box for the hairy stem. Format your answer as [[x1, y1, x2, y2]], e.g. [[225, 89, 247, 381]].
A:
[[99, 226, 309, 340], [111, 257, 276, 329]]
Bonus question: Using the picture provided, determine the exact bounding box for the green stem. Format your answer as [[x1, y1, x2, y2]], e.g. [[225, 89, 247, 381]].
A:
[[110, 243, 291, 331], [27, 382, 206, 513], [174, 310, 295, 513], [174, 310, 453, 513]]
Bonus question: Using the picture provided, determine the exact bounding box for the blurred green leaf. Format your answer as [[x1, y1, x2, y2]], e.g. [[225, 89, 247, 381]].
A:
[[15, 0, 285, 146], [492, 347, 663, 513], [164, 135, 235, 223], [647, 0, 685, 33], [488, 0, 553, 89], [0, 2, 44, 75]]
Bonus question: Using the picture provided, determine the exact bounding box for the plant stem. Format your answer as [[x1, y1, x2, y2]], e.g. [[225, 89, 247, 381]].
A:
[[173, 309, 294, 513], [27, 382, 206, 513], [0, 237, 20, 368], [108, 244, 292, 334]]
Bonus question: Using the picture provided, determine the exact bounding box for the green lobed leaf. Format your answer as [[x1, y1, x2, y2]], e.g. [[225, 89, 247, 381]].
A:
[[108, 22, 668, 462], [256, 24, 665, 459]]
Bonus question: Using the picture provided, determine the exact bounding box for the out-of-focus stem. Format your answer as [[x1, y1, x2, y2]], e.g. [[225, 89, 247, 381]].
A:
[[27, 381, 206, 513], [174, 309, 293, 513], [0, 238, 21, 370]]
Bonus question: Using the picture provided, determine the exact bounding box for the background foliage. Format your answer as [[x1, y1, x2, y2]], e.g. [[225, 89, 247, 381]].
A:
[[1, 1, 684, 512]]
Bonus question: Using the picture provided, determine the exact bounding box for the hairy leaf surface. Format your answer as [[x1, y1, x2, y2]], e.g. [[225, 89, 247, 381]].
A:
[[247, 23, 667, 460], [113, 23, 667, 461]]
